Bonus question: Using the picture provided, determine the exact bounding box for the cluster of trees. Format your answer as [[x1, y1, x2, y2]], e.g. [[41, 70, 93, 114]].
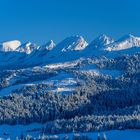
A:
[[0, 52, 139, 135], [0, 68, 58, 89], [44, 106, 140, 134], [95, 52, 140, 74], [0, 71, 139, 129]]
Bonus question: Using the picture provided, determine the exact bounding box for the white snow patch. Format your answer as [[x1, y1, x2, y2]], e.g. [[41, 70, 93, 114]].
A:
[[80, 64, 122, 78], [45, 61, 78, 69], [0, 124, 139, 140], [0, 40, 21, 52]]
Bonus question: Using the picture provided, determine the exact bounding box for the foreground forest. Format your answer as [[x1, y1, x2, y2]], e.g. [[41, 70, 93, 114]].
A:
[[0, 53, 139, 135]]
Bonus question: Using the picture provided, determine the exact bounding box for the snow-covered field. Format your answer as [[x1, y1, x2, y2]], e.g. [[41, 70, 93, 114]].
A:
[[0, 123, 139, 140], [58, 130, 140, 140]]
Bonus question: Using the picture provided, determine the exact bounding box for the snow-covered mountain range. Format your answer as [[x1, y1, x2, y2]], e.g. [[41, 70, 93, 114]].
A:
[[0, 34, 140, 68], [0, 34, 140, 95], [1, 34, 140, 54]]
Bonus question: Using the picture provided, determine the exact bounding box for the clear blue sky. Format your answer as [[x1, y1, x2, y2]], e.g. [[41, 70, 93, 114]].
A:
[[0, 0, 140, 44]]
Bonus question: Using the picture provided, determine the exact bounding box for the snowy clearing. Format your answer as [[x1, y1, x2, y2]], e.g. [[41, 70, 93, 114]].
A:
[[0, 123, 139, 140]]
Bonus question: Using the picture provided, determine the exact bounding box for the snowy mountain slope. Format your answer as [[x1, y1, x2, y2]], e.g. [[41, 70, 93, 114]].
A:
[[0, 34, 140, 70], [4, 36, 86, 68], [16, 42, 39, 54], [0, 40, 21, 52], [39, 40, 55, 51], [15, 36, 88, 66], [28, 40, 56, 61], [88, 34, 114, 49], [81, 34, 140, 59], [0, 51, 26, 70], [105, 34, 140, 51], [56, 35, 88, 52], [18, 40, 56, 68], [42, 35, 88, 63]]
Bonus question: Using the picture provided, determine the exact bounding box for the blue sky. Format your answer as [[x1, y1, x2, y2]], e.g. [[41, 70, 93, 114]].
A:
[[0, 0, 140, 44]]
